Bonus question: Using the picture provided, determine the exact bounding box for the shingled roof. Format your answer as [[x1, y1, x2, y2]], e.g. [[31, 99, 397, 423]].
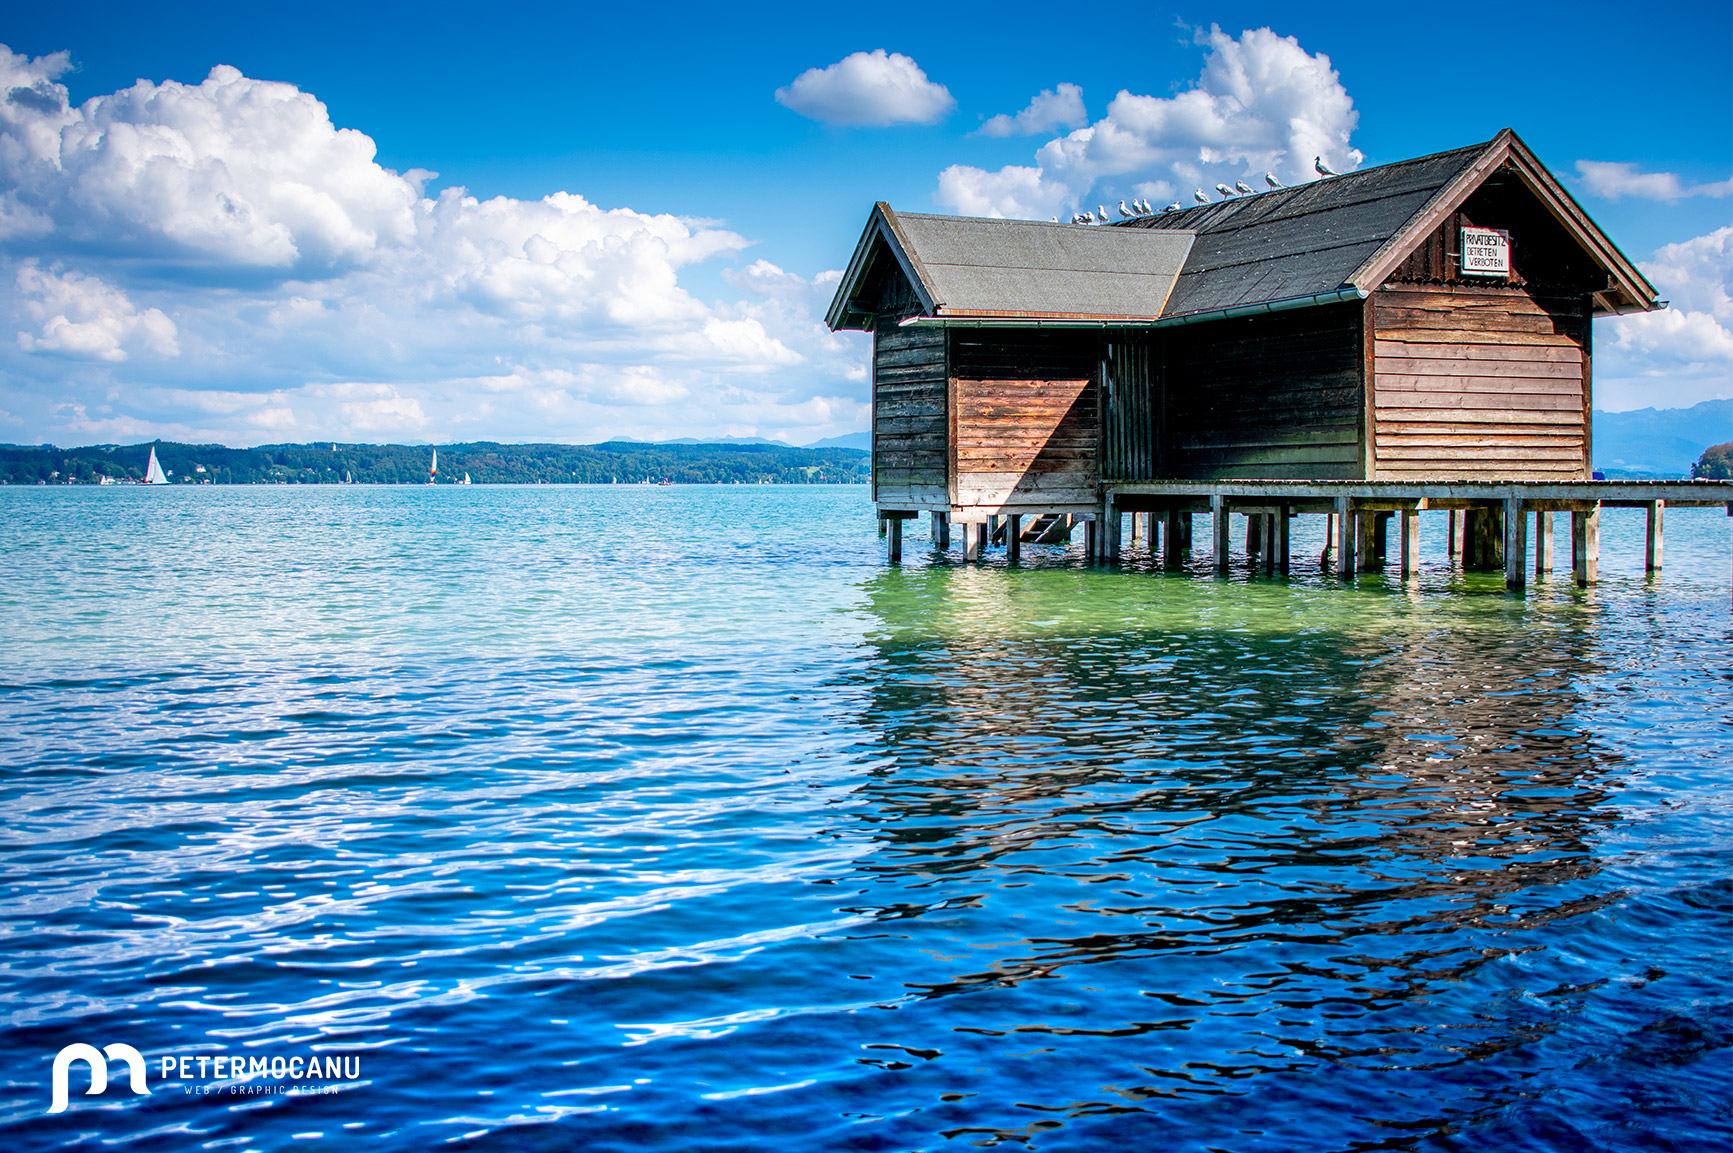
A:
[[1121, 143, 1485, 317], [826, 129, 1661, 331], [825, 208, 1194, 329]]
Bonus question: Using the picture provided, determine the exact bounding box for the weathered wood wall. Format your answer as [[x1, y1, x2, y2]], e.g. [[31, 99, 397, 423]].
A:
[[1101, 337, 1160, 480], [1162, 303, 1366, 480], [949, 330, 1100, 513], [872, 320, 949, 508], [1370, 286, 1589, 480]]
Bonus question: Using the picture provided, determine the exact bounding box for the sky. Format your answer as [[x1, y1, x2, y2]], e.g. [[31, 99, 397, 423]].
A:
[[0, 0, 1728, 447]]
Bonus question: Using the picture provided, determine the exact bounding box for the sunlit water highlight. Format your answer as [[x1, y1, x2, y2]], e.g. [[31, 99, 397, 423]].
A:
[[1, 486, 1729, 1152]]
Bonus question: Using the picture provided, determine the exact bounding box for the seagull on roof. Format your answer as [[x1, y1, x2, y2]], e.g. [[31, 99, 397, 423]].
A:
[[1166, 201, 1183, 212], [1265, 172, 1283, 188], [1235, 180, 1255, 194], [1083, 211, 1096, 224], [1119, 200, 1134, 218], [1098, 205, 1110, 222], [1215, 183, 1236, 198], [1314, 156, 1337, 177], [1194, 189, 1210, 204]]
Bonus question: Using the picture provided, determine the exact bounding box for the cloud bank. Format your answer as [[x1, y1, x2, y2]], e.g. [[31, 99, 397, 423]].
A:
[[938, 26, 1361, 219], [1598, 227, 1733, 410], [1574, 161, 1733, 202], [775, 50, 954, 127], [0, 45, 868, 446], [978, 84, 1087, 138]]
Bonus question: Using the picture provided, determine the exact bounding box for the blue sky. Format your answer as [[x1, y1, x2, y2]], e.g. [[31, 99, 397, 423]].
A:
[[0, 1, 1728, 445]]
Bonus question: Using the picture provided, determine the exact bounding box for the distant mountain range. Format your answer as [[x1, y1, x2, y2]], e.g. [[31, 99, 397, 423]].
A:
[[1593, 399, 1733, 478]]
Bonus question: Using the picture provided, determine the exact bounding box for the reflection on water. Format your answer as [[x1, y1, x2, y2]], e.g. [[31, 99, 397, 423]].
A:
[[0, 489, 1727, 1152]]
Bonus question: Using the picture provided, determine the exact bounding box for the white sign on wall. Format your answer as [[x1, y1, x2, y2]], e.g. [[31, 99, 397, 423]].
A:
[[1460, 227, 1511, 277]]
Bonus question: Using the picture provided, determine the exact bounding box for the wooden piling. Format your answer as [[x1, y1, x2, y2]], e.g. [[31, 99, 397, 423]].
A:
[[887, 515, 903, 563], [1572, 507, 1599, 585], [1535, 511, 1552, 575], [1503, 495, 1527, 589], [1448, 510, 1459, 563], [1646, 500, 1664, 571], [931, 511, 950, 549], [1212, 496, 1230, 573], [1400, 510, 1420, 577], [1357, 512, 1381, 573], [1245, 514, 1262, 566], [1274, 506, 1290, 574], [1161, 508, 1184, 569], [1335, 497, 1356, 579], [1006, 514, 1021, 564]]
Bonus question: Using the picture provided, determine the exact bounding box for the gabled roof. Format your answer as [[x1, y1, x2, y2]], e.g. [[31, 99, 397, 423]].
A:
[[1121, 143, 1486, 317], [825, 129, 1661, 333], [1131, 129, 1657, 319], [825, 206, 1193, 330]]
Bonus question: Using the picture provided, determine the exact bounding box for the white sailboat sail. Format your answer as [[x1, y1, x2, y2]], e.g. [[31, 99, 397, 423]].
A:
[[429, 448, 438, 484], [144, 447, 170, 485]]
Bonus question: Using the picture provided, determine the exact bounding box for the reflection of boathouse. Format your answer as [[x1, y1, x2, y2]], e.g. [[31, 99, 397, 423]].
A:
[[827, 130, 1732, 585]]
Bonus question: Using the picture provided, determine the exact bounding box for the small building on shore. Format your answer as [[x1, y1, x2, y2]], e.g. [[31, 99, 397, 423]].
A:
[[827, 130, 1691, 579]]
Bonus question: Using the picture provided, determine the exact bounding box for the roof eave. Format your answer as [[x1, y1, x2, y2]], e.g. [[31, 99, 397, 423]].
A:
[[823, 204, 940, 331], [1347, 128, 1662, 311]]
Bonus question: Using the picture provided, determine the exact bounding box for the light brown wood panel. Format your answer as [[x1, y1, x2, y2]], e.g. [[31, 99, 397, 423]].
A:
[[1377, 357, 1582, 378], [1373, 340, 1581, 362], [950, 374, 1098, 512], [1370, 283, 1588, 480]]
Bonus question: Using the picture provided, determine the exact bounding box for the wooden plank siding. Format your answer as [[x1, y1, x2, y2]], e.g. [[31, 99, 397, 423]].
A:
[[1101, 338, 1159, 480], [1371, 285, 1590, 480], [872, 320, 949, 508], [1163, 302, 1365, 480], [948, 330, 1100, 513]]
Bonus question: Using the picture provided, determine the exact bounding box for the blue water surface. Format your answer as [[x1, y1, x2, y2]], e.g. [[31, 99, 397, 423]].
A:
[[0, 485, 1729, 1152]]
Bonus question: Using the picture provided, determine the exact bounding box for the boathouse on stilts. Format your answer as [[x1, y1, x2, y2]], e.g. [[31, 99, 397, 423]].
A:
[[827, 129, 1733, 585]]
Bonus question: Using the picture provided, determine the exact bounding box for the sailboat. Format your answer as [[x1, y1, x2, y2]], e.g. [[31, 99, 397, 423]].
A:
[[428, 448, 438, 485], [460, 472, 472, 485], [144, 446, 170, 485]]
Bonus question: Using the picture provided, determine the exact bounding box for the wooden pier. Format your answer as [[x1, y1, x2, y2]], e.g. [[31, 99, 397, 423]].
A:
[[832, 130, 1731, 590], [885, 480, 1732, 587]]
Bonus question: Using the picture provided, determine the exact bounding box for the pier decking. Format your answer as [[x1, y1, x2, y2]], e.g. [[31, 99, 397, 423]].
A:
[[883, 479, 1733, 588]]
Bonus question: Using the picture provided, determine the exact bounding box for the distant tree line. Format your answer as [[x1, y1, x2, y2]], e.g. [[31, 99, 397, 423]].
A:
[[0, 440, 870, 486], [1695, 442, 1733, 480]]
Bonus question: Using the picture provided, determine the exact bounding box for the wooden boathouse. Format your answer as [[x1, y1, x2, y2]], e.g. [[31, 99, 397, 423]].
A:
[[827, 129, 1733, 585]]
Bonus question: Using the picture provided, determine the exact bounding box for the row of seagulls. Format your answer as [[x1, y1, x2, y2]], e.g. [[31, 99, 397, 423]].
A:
[[1070, 161, 1329, 221]]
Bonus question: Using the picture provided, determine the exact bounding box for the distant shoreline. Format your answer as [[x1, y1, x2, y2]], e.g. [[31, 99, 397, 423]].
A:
[[0, 439, 871, 487]]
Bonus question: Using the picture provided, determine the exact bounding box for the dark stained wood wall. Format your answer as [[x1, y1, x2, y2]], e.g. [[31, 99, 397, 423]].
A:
[[948, 330, 1100, 513], [1102, 337, 1160, 480], [872, 320, 948, 508], [1162, 303, 1366, 480], [1370, 286, 1590, 480]]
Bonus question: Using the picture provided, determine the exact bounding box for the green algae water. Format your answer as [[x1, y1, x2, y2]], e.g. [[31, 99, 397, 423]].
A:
[[1, 485, 1729, 1152]]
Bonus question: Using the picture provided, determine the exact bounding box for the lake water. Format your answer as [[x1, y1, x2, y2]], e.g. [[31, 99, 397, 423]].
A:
[[1, 485, 1729, 1152]]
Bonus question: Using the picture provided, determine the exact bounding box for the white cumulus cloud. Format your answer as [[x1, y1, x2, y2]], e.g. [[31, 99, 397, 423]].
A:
[[15, 261, 178, 361], [0, 43, 872, 447], [978, 84, 1087, 138], [1598, 227, 1733, 410], [775, 50, 954, 127], [937, 26, 1360, 219], [1574, 161, 1732, 202]]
